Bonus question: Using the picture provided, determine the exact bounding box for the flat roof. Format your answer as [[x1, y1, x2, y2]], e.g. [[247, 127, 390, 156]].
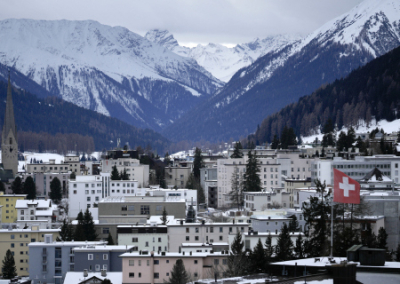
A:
[[120, 251, 228, 258], [73, 245, 135, 252], [29, 241, 106, 247]]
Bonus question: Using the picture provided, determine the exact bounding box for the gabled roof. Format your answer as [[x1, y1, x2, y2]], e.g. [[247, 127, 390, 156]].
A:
[[360, 168, 392, 182]]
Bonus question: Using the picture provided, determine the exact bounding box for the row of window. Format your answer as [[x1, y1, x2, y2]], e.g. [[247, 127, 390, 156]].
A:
[[88, 254, 108, 260]]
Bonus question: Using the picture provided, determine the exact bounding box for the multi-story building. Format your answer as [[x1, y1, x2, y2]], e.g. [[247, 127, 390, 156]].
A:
[[167, 220, 248, 252], [64, 155, 81, 174], [284, 178, 312, 208], [243, 189, 290, 211], [117, 225, 168, 252], [311, 155, 400, 186], [32, 172, 71, 197], [120, 251, 229, 283], [0, 192, 26, 223], [16, 199, 59, 226], [165, 166, 191, 188], [1, 228, 59, 276], [250, 215, 292, 234], [146, 187, 197, 207], [73, 245, 135, 272], [28, 235, 105, 284], [101, 156, 149, 188], [26, 159, 69, 174]]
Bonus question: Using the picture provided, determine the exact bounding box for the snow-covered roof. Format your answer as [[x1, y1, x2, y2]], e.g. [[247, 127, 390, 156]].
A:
[[251, 215, 290, 220], [73, 245, 135, 252], [29, 241, 105, 247], [120, 251, 228, 258], [64, 271, 122, 284], [15, 199, 52, 209]]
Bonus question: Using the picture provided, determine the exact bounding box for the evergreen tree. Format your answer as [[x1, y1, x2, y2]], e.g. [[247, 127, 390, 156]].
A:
[[70, 172, 76, 180], [168, 259, 189, 284], [160, 207, 169, 225], [23, 176, 36, 200], [83, 208, 98, 241], [295, 233, 305, 259], [49, 177, 62, 204], [264, 233, 274, 260], [227, 231, 247, 276], [230, 166, 243, 209], [74, 211, 86, 241], [230, 142, 243, 158], [11, 177, 23, 194], [336, 131, 347, 151], [302, 179, 330, 257], [288, 215, 299, 232], [243, 151, 261, 192], [0, 181, 5, 192], [2, 249, 16, 279], [377, 227, 388, 250], [271, 135, 280, 149], [186, 174, 205, 204], [101, 279, 112, 284], [111, 165, 120, 180], [193, 148, 203, 181], [106, 233, 115, 245], [58, 219, 74, 241], [276, 223, 294, 261], [346, 127, 356, 150], [121, 168, 129, 180], [249, 238, 266, 273]]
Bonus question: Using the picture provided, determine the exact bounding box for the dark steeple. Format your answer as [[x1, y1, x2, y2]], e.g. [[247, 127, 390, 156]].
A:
[[2, 70, 17, 143]]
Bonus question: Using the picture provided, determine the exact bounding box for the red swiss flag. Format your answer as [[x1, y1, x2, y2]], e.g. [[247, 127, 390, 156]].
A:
[[333, 168, 360, 204]]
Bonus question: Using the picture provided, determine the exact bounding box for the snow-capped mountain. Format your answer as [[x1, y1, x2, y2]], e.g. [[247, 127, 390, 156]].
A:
[[145, 29, 300, 82], [163, 0, 400, 142], [0, 19, 223, 131]]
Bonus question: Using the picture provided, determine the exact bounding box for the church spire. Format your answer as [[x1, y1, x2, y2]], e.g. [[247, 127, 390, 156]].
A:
[[2, 69, 17, 143]]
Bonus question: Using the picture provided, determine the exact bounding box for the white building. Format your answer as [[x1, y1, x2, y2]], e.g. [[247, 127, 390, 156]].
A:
[[117, 224, 168, 252], [243, 189, 290, 211], [145, 187, 197, 207], [15, 199, 59, 225], [101, 158, 149, 187]]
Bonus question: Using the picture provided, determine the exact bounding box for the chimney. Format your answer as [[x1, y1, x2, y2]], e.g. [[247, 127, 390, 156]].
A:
[[83, 269, 88, 277], [101, 269, 107, 277]]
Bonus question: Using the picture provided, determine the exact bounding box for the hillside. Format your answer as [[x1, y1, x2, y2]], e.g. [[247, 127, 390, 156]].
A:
[[251, 44, 400, 144], [0, 66, 170, 153], [163, 0, 400, 142]]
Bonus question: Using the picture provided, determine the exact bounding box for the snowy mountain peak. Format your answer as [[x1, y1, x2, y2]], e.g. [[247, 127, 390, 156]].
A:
[[144, 29, 180, 50]]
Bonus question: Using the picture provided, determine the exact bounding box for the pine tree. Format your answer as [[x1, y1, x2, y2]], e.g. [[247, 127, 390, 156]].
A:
[[250, 238, 266, 273], [264, 233, 274, 260], [121, 168, 129, 180], [74, 211, 86, 241], [11, 177, 23, 194], [295, 233, 305, 259], [0, 181, 5, 192], [101, 279, 112, 284], [49, 177, 62, 204], [302, 179, 330, 257], [377, 227, 388, 250], [227, 231, 247, 276], [23, 176, 36, 200], [271, 135, 280, 149], [168, 259, 189, 284], [243, 151, 261, 192], [193, 148, 203, 181], [160, 207, 169, 225], [106, 233, 114, 245], [58, 219, 74, 241], [111, 165, 120, 180], [2, 249, 16, 279], [83, 208, 98, 241], [276, 223, 293, 261], [288, 215, 299, 232], [230, 166, 243, 210], [230, 142, 243, 158]]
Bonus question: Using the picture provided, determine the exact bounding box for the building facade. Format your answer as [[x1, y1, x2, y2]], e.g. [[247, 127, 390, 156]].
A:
[[0, 193, 26, 223]]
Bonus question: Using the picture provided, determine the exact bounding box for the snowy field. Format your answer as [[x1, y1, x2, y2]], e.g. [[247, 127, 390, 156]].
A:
[[302, 119, 400, 144]]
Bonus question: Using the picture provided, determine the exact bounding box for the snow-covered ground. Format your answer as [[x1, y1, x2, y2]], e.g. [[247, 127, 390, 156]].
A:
[[302, 119, 400, 144]]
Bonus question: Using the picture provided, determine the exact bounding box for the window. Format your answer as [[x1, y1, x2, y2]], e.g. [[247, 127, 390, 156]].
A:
[[156, 205, 162, 211], [141, 205, 150, 215], [103, 254, 108, 260], [95, 264, 100, 271], [138, 260, 141, 266], [195, 236, 199, 241], [103, 264, 107, 270], [73, 190, 77, 194], [10, 235, 14, 239], [11, 243, 14, 248], [129, 273, 135, 278], [186, 236, 190, 241], [154, 273, 159, 279], [194, 260, 198, 264], [102, 228, 109, 235], [139, 272, 141, 278], [186, 228, 189, 233], [158, 238, 162, 242], [128, 205, 134, 211], [147, 260, 150, 266], [154, 260, 159, 265], [219, 227, 223, 232], [223, 259, 227, 265], [121, 206, 127, 211], [132, 237, 138, 242], [88, 254, 93, 260], [55, 247, 61, 258], [210, 227, 214, 233], [145, 241, 149, 247], [87, 197, 91, 202], [214, 259, 219, 265], [129, 260, 135, 266]]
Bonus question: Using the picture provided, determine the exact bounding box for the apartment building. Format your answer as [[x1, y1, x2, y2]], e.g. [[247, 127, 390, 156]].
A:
[[117, 225, 168, 252], [120, 251, 229, 283], [73, 245, 135, 272], [1, 228, 59, 276], [167, 220, 248, 252], [243, 189, 290, 211], [101, 157, 149, 187], [28, 235, 105, 284], [311, 155, 400, 186], [16, 199, 59, 225], [164, 166, 191, 188], [284, 178, 312, 208], [25, 159, 69, 174], [250, 215, 292, 234], [32, 172, 70, 197], [0, 193, 26, 223]]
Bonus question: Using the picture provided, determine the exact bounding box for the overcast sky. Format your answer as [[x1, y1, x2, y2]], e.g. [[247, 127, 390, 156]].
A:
[[1, 0, 364, 47]]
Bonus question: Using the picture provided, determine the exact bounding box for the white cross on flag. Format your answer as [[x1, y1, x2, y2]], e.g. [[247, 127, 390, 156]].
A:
[[333, 168, 360, 204]]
